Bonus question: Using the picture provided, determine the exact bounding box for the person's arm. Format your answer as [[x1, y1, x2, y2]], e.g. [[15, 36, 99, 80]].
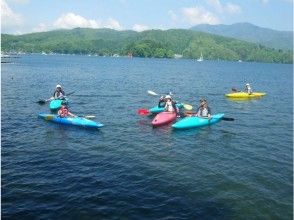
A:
[[158, 100, 164, 108], [172, 101, 179, 114], [196, 107, 200, 117], [57, 109, 62, 117], [158, 101, 161, 108], [58, 91, 65, 99], [164, 102, 167, 111], [249, 88, 253, 94], [207, 107, 212, 118], [68, 111, 77, 117], [51, 91, 56, 100]]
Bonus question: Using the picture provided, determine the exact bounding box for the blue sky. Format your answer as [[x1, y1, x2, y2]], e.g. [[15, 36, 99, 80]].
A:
[[1, 0, 293, 34]]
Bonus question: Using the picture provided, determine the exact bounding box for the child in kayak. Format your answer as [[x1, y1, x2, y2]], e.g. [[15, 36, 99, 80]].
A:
[[196, 98, 211, 118], [244, 83, 252, 94], [58, 105, 76, 118], [51, 84, 66, 100], [164, 95, 179, 115], [183, 99, 211, 118]]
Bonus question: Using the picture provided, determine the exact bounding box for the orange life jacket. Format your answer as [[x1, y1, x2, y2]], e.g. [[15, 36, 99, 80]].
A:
[[58, 106, 69, 117]]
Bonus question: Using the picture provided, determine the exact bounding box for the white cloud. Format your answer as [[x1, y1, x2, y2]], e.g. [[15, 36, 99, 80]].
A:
[[104, 17, 122, 30], [1, 0, 23, 30], [10, 0, 30, 4], [182, 6, 219, 25], [168, 10, 178, 22], [260, 0, 269, 4], [53, 13, 100, 29], [283, 0, 293, 3], [132, 24, 149, 32], [225, 3, 241, 14], [207, 0, 241, 14], [32, 23, 49, 32], [207, 0, 223, 12], [53, 14, 123, 31]]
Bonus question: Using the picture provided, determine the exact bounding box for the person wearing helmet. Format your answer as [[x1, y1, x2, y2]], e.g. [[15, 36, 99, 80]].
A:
[[164, 95, 179, 115], [244, 83, 252, 94], [51, 84, 66, 100], [58, 105, 76, 118], [196, 98, 211, 118]]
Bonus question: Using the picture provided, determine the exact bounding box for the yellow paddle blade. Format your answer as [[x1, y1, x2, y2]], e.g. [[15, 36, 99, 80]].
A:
[[45, 115, 54, 120], [183, 104, 193, 110]]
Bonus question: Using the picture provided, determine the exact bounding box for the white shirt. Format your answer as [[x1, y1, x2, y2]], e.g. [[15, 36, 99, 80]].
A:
[[165, 100, 174, 112]]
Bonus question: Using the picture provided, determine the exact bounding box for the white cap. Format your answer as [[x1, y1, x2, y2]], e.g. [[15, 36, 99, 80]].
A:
[[56, 84, 62, 88], [165, 95, 172, 99], [245, 83, 250, 86]]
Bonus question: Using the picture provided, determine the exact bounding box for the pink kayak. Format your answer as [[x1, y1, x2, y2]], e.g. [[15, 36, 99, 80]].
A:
[[151, 111, 177, 127]]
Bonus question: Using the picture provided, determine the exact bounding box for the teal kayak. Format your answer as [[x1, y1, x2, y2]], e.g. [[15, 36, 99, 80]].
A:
[[149, 103, 183, 114], [39, 113, 104, 129], [172, 113, 224, 130], [49, 99, 68, 111]]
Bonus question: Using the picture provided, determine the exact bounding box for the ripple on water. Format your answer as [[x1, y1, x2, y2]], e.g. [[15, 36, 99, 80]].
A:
[[1, 56, 293, 219]]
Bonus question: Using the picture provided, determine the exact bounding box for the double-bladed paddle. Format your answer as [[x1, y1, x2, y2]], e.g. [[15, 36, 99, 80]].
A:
[[184, 111, 234, 121], [45, 115, 96, 120], [137, 108, 150, 116], [37, 91, 75, 105], [147, 90, 193, 110]]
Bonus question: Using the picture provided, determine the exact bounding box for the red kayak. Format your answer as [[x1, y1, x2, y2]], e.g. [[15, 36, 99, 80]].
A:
[[151, 111, 177, 127]]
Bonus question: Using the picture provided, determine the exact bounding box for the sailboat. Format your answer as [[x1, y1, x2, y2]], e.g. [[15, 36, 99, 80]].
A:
[[197, 52, 203, 62]]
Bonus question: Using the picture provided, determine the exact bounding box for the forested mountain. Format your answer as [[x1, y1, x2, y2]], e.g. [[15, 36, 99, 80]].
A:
[[1, 28, 293, 63], [190, 22, 293, 51]]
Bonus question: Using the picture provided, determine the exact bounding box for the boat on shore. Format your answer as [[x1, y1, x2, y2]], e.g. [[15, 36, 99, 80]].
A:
[[197, 52, 203, 62]]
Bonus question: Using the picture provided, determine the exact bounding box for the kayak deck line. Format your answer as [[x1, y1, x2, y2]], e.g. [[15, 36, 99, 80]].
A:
[[38, 113, 103, 129]]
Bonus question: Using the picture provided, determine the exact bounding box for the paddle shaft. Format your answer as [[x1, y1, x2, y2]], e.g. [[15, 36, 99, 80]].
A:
[[46, 115, 95, 120], [37, 91, 75, 104], [184, 112, 234, 121], [147, 90, 192, 110]]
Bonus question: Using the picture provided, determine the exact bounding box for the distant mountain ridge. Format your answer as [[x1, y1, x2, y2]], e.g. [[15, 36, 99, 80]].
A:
[[190, 22, 293, 51], [1, 28, 293, 63]]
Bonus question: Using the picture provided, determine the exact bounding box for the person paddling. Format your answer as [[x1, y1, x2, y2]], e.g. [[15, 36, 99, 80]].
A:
[[51, 84, 66, 100], [58, 105, 76, 118], [244, 83, 252, 94], [194, 98, 211, 118], [164, 95, 179, 115]]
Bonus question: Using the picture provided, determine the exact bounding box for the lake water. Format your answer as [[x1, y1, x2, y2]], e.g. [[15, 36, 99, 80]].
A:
[[1, 55, 293, 219]]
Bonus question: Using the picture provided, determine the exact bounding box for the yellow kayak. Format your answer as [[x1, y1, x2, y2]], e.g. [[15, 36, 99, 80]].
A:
[[225, 92, 266, 98]]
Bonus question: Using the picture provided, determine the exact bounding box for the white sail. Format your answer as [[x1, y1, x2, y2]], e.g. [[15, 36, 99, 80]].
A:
[[197, 52, 203, 62]]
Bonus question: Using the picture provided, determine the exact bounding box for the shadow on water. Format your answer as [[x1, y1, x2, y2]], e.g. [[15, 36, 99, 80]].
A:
[[225, 97, 265, 102], [39, 120, 103, 133]]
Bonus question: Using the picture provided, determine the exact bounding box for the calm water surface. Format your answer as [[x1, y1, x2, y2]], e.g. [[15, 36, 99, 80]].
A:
[[2, 55, 293, 219]]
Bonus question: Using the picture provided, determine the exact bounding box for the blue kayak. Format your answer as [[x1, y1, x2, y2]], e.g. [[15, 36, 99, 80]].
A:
[[149, 103, 183, 114], [172, 113, 224, 130], [39, 113, 104, 129], [49, 98, 68, 111]]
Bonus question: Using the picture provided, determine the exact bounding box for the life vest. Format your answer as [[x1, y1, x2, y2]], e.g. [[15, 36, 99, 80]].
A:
[[197, 107, 211, 117], [165, 100, 174, 112], [58, 106, 69, 117], [53, 90, 65, 99]]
